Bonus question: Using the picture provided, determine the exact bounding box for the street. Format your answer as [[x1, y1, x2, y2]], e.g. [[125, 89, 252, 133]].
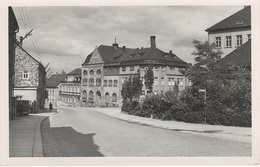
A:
[[41, 107, 251, 157]]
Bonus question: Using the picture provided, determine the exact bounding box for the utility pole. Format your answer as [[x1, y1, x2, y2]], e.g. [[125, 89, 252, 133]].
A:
[[14, 29, 33, 48]]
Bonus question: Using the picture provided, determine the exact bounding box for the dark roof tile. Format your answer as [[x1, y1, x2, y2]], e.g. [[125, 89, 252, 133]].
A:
[[214, 39, 251, 66], [206, 6, 251, 32], [46, 74, 66, 88]]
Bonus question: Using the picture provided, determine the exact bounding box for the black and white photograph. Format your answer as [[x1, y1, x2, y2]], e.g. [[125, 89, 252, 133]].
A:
[[1, 0, 259, 166]]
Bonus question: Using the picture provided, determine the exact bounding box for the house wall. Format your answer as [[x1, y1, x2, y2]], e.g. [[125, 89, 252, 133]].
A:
[[208, 28, 251, 57], [14, 47, 46, 112]]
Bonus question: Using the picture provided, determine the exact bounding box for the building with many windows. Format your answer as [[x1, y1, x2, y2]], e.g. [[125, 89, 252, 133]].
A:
[[206, 6, 251, 57], [45, 73, 66, 108], [60, 68, 81, 107], [81, 36, 189, 107]]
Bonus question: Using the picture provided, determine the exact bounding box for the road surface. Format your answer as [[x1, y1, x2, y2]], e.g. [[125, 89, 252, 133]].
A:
[[41, 107, 251, 157]]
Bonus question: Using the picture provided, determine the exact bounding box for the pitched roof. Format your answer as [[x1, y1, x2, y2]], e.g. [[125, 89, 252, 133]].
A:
[[46, 74, 66, 88], [83, 45, 188, 67], [214, 39, 251, 66], [206, 6, 251, 32], [67, 68, 82, 75]]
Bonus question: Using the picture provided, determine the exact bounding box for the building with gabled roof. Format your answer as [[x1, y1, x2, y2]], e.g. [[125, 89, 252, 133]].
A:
[[81, 36, 190, 107], [206, 6, 251, 57], [14, 43, 46, 113], [45, 73, 66, 107]]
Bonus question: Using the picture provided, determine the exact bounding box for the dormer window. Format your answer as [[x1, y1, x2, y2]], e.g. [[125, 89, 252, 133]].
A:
[[236, 20, 244, 25]]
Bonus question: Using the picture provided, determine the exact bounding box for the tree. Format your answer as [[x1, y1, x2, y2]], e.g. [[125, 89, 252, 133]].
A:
[[144, 65, 154, 93], [182, 39, 223, 89], [121, 69, 143, 102]]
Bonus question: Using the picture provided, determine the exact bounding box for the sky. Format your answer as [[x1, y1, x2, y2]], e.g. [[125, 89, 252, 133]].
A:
[[12, 6, 243, 77]]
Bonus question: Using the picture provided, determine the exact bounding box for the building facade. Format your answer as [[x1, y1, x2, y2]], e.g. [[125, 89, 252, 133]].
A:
[[60, 68, 81, 107], [206, 6, 251, 57], [81, 36, 189, 107], [9, 7, 19, 119], [45, 73, 66, 108], [14, 45, 46, 112]]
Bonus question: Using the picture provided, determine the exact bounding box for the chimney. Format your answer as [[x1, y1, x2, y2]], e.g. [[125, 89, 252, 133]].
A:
[[122, 46, 126, 52], [20, 36, 23, 47], [169, 50, 172, 54], [150, 36, 156, 48]]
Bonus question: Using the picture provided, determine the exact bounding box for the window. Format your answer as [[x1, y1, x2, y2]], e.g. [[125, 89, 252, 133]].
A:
[[113, 80, 118, 87], [247, 34, 251, 40], [236, 35, 242, 46], [83, 78, 88, 86], [215, 37, 221, 47], [103, 80, 107, 87], [177, 78, 183, 86], [89, 78, 94, 86], [22, 70, 29, 79], [161, 77, 164, 85], [90, 70, 94, 75], [122, 67, 126, 71], [226, 36, 232, 47], [83, 70, 87, 75], [97, 69, 101, 74], [108, 80, 112, 87], [112, 93, 117, 102], [161, 67, 165, 71], [154, 77, 158, 85], [96, 78, 101, 86], [130, 66, 134, 71], [236, 20, 244, 25]]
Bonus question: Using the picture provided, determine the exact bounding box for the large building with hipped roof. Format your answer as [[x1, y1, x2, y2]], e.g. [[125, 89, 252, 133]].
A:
[[206, 6, 251, 57], [81, 36, 190, 107]]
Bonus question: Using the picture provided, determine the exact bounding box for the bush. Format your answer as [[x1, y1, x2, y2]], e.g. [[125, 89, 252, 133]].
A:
[[183, 112, 204, 123]]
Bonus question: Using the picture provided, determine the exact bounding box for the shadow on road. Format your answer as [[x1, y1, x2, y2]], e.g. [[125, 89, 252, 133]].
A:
[[41, 118, 104, 157]]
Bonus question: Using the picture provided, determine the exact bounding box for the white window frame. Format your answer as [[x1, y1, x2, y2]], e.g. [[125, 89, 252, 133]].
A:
[[215, 37, 221, 48], [22, 70, 29, 80], [236, 35, 243, 46], [226, 36, 232, 47], [154, 77, 158, 85]]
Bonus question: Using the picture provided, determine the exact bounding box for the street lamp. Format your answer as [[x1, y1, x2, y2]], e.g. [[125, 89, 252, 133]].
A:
[[198, 88, 206, 123]]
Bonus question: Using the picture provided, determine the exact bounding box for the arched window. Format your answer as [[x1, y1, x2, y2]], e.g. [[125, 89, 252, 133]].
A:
[[89, 91, 94, 101], [112, 93, 117, 102], [83, 70, 88, 75], [105, 92, 110, 102], [90, 70, 94, 76], [97, 69, 101, 75]]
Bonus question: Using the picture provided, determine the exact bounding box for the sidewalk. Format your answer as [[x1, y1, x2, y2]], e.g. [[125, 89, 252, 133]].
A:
[[9, 109, 57, 157], [89, 107, 251, 143]]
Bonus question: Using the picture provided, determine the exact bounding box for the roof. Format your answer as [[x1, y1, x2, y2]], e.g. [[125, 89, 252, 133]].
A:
[[214, 39, 251, 66], [46, 74, 66, 88], [67, 68, 82, 75], [83, 45, 188, 67], [206, 6, 251, 32]]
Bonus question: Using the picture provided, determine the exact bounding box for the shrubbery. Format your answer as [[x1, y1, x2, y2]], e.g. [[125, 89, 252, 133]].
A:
[[121, 85, 251, 127]]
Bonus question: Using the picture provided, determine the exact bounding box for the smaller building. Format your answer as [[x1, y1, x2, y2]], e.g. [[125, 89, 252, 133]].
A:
[[206, 6, 251, 57], [45, 73, 66, 108], [60, 68, 82, 107], [14, 43, 46, 113]]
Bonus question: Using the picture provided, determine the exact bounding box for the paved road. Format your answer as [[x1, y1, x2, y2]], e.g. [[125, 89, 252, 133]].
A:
[[41, 107, 251, 157]]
